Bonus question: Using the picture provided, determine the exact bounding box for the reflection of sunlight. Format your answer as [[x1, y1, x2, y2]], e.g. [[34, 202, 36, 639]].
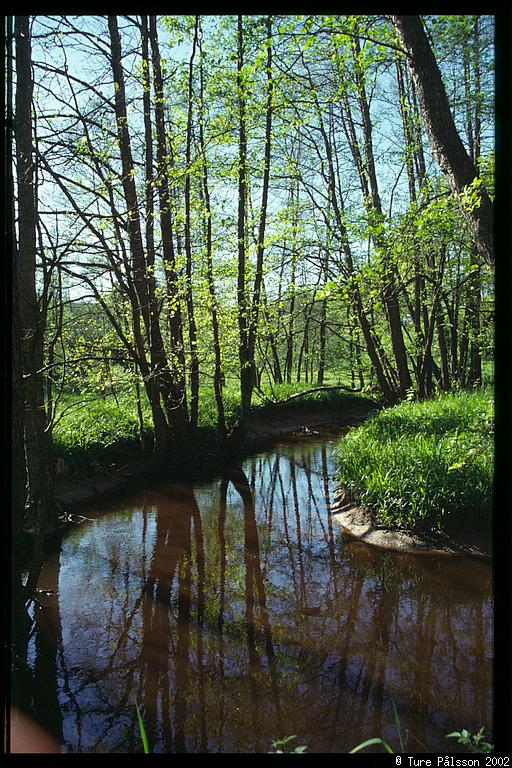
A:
[[31, 437, 492, 754]]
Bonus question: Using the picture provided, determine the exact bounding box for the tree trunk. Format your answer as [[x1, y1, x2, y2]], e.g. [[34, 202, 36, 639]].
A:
[[351, 34, 412, 397], [463, 20, 483, 387], [184, 18, 200, 427], [435, 304, 451, 391], [111, 16, 179, 452], [285, 181, 299, 383], [9, 14, 31, 657], [247, 16, 273, 390], [146, 16, 190, 436], [392, 15, 494, 267], [237, 16, 253, 423], [15, 16, 56, 539], [311, 53, 398, 402], [198, 22, 227, 438], [396, 56, 417, 202], [317, 249, 328, 384], [140, 15, 166, 454]]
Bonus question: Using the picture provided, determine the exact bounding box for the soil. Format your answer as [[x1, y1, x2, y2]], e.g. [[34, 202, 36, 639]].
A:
[[243, 399, 379, 449]]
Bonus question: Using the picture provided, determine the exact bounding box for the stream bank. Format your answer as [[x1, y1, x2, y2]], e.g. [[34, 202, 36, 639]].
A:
[[330, 490, 492, 559], [54, 394, 378, 514], [51, 391, 491, 559], [28, 426, 493, 754]]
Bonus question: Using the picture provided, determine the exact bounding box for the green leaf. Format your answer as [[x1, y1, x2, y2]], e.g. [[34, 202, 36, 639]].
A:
[[135, 702, 150, 754], [349, 737, 394, 754]]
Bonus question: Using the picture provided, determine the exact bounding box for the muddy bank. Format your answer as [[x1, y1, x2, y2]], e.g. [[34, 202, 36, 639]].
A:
[[55, 396, 379, 514], [330, 489, 492, 559], [242, 397, 379, 449]]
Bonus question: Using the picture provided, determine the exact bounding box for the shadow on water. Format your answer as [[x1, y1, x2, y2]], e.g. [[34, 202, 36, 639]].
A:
[[25, 433, 492, 753]]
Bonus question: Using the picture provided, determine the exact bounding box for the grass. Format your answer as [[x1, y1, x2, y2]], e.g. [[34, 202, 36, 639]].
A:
[[52, 377, 371, 471], [52, 390, 151, 468], [135, 700, 493, 754], [334, 387, 493, 533]]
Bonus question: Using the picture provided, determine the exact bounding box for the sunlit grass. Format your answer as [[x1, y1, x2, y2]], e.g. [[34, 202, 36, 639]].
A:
[[53, 375, 372, 467], [52, 389, 151, 466], [335, 387, 493, 532]]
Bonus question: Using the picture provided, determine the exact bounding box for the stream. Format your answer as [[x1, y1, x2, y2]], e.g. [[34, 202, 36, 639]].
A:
[[28, 428, 493, 753]]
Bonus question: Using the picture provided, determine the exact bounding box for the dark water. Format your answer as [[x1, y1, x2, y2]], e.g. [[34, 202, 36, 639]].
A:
[[29, 431, 493, 753]]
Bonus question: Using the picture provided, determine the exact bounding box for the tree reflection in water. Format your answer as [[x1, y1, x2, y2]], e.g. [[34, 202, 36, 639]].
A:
[[27, 435, 492, 753]]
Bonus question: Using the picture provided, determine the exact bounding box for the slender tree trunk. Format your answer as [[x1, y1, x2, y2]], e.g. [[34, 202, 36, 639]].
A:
[[435, 304, 451, 391], [352, 34, 412, 397], [317, 250, 328, 384], [184, 18, 200, 427], [467, 249, 482, 387], [140, 15, 167, 453], [111, 15, 187, 450], [145, 15, 191, 437], [297, 299, 313, 384], [237, 16, 252, 423], [198, 22, 226, 438], [396, 56, 417, 202], [313, 52, 398, 401], [9, 13, 31, 657], [463, 20, 482, 387], [392, 15, 494, 267], [285, 181, 299, 383], [247, 16, 273, 389]]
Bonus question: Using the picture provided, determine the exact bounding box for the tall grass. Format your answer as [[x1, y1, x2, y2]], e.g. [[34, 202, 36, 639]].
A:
[[334, 387, 493, 532]]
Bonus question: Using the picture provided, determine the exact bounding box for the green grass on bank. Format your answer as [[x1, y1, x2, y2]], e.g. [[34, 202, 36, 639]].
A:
[[52, 379, 371, 469], [334, 387, 493, 533], [52, 391, 152, 467]]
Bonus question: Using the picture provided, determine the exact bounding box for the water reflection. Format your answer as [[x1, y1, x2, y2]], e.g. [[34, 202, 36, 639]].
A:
[[29, 435, 493, 753]]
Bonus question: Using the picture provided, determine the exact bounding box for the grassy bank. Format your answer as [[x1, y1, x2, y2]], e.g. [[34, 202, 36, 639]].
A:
[[52, 381, 373, 472], [334, 387, 493, 534]]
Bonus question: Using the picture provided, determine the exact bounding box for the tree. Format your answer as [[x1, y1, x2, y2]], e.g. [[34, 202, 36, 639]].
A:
[[15, 15, 57, 546], [197, 18, 227, 437], [109, 15, 190, 449], [183, 16, 200, 428], [8, 13, 31, 677], [19, 11, 494, 467], [391, 15, 494, 268], [236, 15, 252, 424]]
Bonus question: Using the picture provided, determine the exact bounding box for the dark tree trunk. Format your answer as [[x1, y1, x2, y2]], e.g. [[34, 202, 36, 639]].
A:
[[321, 64, 398, 401], [317, 249, 328, 384], [435, 304, 451, 391], [9, 14, 31, 660], [140, 15, 167, 454], [148, 18, 188, 421], [247, 16, 273, 389], [392, 15, 494, 267], [351, 34, 412, 397], [110, 14, 189, 445], [15, 16, 56, 542], [285, 184, 299, 384]]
